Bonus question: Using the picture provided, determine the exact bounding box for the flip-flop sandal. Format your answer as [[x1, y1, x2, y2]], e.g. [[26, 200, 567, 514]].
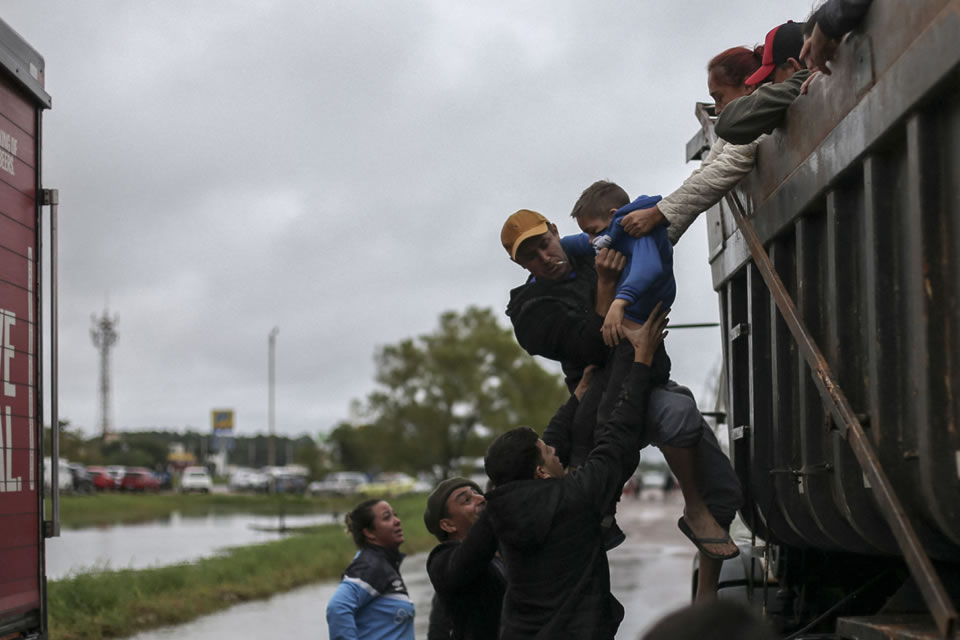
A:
[[677, 517, 741, 561]]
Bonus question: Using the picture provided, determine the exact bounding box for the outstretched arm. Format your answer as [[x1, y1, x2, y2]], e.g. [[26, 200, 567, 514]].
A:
[[595, 248, 625, 317], [715, 72, 809, 145], [542, 365, 595, 465], [426, 512, 498, 594], [653, 139, 759, 244], [573, 305, 669, 509]]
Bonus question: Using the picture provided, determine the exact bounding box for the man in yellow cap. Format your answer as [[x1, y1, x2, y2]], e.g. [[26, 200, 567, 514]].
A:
[[501, 207, 743, 600]]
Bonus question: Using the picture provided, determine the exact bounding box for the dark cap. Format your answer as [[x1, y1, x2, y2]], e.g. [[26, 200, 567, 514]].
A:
[[423, 477, 481, 540], [747, 21, 805, 85]]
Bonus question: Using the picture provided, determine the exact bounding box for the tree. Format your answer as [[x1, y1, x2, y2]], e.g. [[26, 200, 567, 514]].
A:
[[357, 306, 568, 478]]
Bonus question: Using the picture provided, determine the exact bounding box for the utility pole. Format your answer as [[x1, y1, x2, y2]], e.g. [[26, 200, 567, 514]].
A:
[[90, 309, 118, 441], [267, 327, 279, 469]]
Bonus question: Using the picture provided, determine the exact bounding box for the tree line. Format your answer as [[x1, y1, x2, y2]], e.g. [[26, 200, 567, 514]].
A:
[[51, 306, 568, 480]]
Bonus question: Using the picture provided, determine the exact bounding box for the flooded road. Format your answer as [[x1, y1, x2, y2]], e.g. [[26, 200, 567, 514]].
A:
[[129, 493, 696, 640], [46, 512, 338, 579]]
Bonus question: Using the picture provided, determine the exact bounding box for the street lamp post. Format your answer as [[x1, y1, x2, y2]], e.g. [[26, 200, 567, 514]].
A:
[[268, 327, 279, 469]]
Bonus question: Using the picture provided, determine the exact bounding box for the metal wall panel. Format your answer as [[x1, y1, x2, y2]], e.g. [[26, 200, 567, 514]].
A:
[[700, 0, 960, 562]]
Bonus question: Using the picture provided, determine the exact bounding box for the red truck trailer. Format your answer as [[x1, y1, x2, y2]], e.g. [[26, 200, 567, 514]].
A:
[[0, 16, 54, 640]]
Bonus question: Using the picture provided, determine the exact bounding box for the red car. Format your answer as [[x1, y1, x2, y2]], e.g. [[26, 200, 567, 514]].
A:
[[86, 466, 118, 491], [120, 468, 161, 492]]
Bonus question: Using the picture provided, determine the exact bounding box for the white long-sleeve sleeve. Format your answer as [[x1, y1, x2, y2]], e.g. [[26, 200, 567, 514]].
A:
[[659, 136, 759, 244]]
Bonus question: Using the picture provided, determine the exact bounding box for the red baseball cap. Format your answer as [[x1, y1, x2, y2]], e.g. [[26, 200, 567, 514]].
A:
[[746, 21, 805, 85]]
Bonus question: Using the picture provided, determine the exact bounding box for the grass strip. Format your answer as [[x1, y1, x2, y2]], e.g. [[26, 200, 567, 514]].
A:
[[56, 492, 358, 529], [48, 493, 434, 640]]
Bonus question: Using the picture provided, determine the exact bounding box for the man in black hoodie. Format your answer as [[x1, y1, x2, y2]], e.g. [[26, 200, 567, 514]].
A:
[[483, 305, 669, 640]]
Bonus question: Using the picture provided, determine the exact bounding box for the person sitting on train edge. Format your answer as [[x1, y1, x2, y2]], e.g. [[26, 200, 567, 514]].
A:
[[616, 46, 766, 243], [482, 306, 668, 640], [423, 477, 505, 640], [714, 20, 811, 145], [800, 0, 874, 86], [502, 209, 743, 600]]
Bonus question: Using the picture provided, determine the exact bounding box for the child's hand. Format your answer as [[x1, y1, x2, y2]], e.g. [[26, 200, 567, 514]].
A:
[[602, 300, 627, 347]]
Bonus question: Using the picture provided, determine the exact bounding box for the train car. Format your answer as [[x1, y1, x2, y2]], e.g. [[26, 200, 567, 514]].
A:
[[691, 0, 960, 637], [0, 16, 54, 640]]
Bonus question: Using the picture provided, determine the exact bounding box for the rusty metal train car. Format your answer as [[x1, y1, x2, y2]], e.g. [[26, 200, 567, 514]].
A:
[[692, 0, 960, 637]]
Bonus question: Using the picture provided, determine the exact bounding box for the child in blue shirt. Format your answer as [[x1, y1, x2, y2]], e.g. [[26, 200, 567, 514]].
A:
[[562, 185, 675, 346]]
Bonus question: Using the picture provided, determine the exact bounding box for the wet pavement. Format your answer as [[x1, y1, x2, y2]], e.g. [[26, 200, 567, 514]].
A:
[[128, 492, 696, 639], [46, 512, 338, 579]]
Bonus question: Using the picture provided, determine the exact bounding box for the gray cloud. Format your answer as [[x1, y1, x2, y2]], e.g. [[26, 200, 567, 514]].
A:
[[2, 0, 814, 437]]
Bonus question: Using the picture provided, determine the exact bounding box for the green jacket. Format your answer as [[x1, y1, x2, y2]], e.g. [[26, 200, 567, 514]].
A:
[[714, 69, 812, 145]]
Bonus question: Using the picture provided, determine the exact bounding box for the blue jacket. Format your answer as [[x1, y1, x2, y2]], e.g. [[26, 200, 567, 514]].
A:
[[562, 195, 676, 323], [326, 545, 415, 640]]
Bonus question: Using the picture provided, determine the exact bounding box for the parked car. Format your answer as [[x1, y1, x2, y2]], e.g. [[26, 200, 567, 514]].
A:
[[307, 472, 368, 497], [180, 466, 213, 493], [356, 472, 416, 498], [42, 458, 73, 494], [120, 467, 161, 492], [86, 465, 117, 491], [105, 465, 126, 487], [67, 463, 95, 495], [228, 468, 271, 493], [273, 473, 308, 494]]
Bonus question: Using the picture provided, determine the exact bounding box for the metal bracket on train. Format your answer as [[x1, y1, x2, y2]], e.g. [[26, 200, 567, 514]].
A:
[[769, 462, 833, 481], [729, 322, 750, 341]]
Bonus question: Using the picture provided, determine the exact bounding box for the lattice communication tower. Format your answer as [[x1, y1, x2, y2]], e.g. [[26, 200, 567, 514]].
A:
[[90, 310, 118, 440]]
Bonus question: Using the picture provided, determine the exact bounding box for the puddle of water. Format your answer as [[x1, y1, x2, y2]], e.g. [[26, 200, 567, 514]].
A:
[[126, 498, 696, 639], [127, 552, 433, 640], [46, 512, 338, 579]]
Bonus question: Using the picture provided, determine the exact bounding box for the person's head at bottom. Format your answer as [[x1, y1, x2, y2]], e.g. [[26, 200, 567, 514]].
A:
[[345, 499, 404, 549], [642, 600, 777, 640], [484, 426, 566, 489]]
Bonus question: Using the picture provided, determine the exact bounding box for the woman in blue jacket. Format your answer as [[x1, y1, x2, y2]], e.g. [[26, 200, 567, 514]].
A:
[[326, 499, 415, 640]]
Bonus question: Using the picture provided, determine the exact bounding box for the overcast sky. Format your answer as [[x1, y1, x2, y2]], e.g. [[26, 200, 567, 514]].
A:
[[2, 1, 815, 439]]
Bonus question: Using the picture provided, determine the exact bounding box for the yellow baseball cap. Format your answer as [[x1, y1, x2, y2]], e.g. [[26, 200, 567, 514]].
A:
[[501, 209, 551, 259]]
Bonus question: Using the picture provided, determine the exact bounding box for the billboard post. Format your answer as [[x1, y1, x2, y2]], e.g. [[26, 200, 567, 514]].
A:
[[211, 409, 234, 473]]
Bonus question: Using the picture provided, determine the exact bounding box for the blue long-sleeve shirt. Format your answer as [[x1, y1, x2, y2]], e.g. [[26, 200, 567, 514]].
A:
[[562, 194, 676, 323], [326, 545, 415, 640]]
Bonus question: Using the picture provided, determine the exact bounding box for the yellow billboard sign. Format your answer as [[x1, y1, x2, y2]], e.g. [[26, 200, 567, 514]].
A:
[[211, 409, 234, 432]]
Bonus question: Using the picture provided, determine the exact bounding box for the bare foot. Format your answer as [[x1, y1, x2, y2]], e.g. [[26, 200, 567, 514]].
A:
[[682, 507, 738, 558]]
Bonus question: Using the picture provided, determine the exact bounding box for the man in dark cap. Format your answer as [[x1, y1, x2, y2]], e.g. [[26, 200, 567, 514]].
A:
[[423, 477, 505, 640], [715, 20, 811, 144]]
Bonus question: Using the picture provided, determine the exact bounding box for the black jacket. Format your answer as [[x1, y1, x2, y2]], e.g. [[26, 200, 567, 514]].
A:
[[485, 364, 654, 640], [506, 253, 669, 391], [506, 253, 607, 391], [426, 512, 505, 640]]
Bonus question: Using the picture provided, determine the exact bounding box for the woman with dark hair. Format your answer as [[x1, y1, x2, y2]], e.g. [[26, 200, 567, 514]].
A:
[[326, 499, 415, 640], [618, 45, 765, 244]]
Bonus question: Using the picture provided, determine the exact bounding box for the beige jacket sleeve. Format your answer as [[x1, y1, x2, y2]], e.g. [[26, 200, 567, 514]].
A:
[[659, 137, 759, 244]]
